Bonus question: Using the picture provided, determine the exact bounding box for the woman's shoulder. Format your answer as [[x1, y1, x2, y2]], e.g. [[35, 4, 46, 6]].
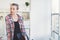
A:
[[5, 14, 11, 19], [17, 14, 22, 18], [17, 14, 23, 20]]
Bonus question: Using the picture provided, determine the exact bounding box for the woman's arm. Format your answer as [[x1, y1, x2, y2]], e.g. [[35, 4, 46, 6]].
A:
[[5, 16, 11, 40], [20, 16, 26, 34], [20, 16, 29, 40]]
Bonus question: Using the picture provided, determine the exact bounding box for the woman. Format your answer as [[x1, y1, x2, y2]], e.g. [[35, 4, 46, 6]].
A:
[[5, 3, 26, 40]]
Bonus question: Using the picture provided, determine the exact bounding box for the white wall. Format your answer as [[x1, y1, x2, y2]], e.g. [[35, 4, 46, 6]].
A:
[[30, 0, 51, 40], [0, 0, 30, 12], [52, 0, 59, 13]]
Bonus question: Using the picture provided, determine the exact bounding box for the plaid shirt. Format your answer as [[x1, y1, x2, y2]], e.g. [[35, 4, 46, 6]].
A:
[[5, 14, 26, 40]]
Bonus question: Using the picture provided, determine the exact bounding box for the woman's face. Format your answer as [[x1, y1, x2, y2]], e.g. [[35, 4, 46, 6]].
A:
[[10, 5, 18, 15]]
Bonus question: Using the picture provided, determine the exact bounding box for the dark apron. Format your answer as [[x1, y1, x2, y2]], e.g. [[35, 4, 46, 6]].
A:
[[13, 21, 25, 40]]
